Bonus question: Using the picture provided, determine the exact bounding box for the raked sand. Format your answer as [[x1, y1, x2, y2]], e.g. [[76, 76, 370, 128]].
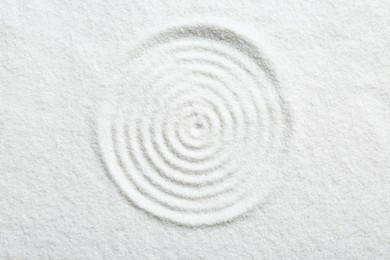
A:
[[1, 1, 389, 259]]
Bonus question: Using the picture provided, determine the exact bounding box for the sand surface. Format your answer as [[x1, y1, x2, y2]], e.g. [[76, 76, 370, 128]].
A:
[[1, 1, 389, 259]]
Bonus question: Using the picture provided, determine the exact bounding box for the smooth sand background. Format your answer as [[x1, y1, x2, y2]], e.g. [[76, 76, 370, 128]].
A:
[[1, 0, 389, 259]]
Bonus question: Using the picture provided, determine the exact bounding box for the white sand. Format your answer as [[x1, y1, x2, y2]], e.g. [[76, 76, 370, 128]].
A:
[[1, 1, 389, 259]]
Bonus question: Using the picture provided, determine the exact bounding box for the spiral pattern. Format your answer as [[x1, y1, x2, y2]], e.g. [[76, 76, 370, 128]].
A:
[[98, 20, 290, 226]]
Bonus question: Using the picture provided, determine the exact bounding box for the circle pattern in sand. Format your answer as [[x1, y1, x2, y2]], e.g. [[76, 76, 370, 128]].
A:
[[98, 20, 290, 226]]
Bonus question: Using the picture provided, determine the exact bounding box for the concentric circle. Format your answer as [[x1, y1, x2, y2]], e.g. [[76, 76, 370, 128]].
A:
[[97, 20, 291, 226]]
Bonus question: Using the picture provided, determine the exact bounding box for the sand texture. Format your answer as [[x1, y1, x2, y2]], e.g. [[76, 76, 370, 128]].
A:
[[1, 1, 389, 259]]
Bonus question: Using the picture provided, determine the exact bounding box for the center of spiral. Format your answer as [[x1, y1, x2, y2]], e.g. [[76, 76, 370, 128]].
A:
[[194, 121, 203, 129], [188, 115, 209, 137]]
